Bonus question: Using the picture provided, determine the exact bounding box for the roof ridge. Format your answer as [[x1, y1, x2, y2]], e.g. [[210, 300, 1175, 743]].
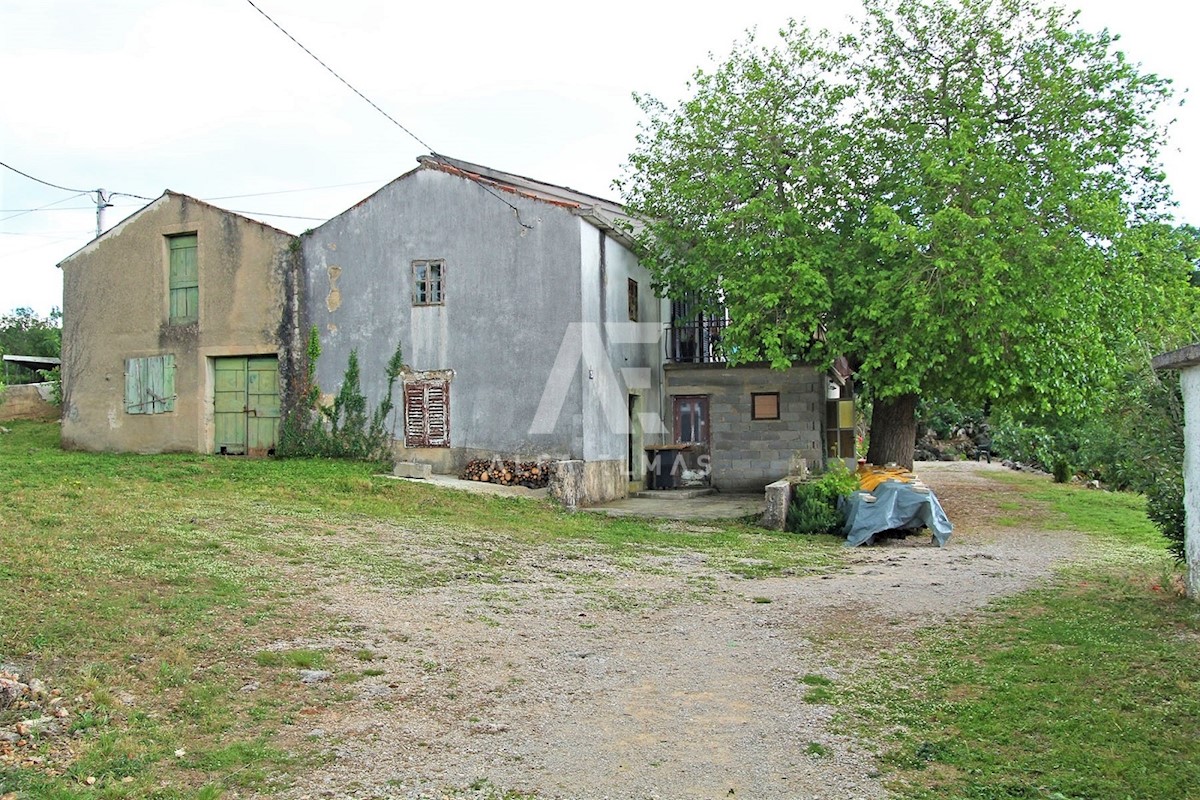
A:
[[417, 154, 628, 212]]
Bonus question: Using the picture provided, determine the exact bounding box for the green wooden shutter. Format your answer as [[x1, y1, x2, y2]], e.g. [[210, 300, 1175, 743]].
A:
[[169, 235, 198, 323], [156, 355, 176, 412], [124, 355, 175, 414], [125, 357, 145, 414]]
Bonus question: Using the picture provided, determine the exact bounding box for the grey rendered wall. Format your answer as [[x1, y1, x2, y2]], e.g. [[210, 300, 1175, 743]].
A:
[[302, 168, 586, 467], [577, 225, 664, 502], [579, 225, 664, 465], [664, 364, 825, 492]]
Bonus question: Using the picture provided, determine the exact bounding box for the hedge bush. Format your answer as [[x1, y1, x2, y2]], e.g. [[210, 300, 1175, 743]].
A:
[[786, 466, 859, 536]]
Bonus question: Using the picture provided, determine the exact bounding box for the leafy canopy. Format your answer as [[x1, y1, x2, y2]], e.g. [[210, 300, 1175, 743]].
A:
[[621, 0, 1197, 416]]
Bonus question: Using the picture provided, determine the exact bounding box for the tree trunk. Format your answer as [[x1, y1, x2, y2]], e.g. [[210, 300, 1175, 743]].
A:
[[865, 392, 918, 470]]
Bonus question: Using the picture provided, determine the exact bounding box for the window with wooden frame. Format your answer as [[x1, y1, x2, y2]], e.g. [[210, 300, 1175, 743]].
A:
[[826, 395, 856, 458], [412, 259, 444, 305], [404, 378, 449, 447], [751, 392, 780, 420], [125, 354, 176, 414], [168, 234, 198, 323], [628, 278, 639, 321], [673, 395, 709, 445]]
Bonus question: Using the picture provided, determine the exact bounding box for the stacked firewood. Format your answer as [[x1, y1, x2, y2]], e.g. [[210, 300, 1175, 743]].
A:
[[460, 458, 553, 489]]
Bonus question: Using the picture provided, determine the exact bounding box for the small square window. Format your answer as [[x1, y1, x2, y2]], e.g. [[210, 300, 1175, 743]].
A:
[[751, 392, 780, 420], [628, 278, 639, 321], [412, 259, 444, 305]]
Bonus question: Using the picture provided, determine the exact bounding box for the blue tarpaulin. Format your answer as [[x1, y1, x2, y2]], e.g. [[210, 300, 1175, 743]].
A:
[[840, 480, 953, 547]]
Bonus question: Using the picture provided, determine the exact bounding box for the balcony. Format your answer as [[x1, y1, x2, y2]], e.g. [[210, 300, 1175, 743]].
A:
[[665, 317, 729, 364]]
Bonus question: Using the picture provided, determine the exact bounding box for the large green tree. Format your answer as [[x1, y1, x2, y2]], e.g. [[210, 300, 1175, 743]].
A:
[[621, 0, 1197, 468]]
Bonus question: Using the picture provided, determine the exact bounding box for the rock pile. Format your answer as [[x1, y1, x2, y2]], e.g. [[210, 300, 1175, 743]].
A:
[[0, 667, 71, 762], [913, 426, 991, 462]]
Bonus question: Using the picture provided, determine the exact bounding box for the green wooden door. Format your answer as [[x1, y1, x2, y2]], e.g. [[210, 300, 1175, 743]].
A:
[[246, 357, 281, 455], [214, 357, 280, 455]]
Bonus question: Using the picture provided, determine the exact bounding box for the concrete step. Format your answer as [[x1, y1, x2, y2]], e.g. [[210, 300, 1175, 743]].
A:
[[630, 486, 716, 500]]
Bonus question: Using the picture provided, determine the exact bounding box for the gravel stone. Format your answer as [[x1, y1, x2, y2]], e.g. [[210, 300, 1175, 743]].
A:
[[274, 461, 1082, 800], [299, 670, 333, 684]]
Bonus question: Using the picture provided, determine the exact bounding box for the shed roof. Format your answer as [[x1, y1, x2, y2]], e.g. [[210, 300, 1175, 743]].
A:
[[2, 354, 61, 371], [1152, 343, 1200, 370]]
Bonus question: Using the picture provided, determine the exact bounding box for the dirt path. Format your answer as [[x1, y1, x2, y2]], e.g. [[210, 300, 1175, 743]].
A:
[[279, 461, 1083, 800]]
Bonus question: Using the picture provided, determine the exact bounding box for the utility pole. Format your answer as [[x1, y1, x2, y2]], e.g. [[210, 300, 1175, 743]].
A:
[[94, 189, 112, 238]]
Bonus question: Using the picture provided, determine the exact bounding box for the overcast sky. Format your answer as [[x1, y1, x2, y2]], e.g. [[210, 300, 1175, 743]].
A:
[[2, 0, 1196, 317]]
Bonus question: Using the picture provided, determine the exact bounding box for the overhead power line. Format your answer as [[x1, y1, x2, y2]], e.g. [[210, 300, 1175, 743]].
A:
[[225, 209, 327, 222], [0, 161, 153, 236], [0, 160, 92, 194], [0, 193, 90, 225], [242, 0, 436, 154], [1, 179, 385, 214], [203, 179, 385, 202], [0, 205, 95, 213], [241, 0, 534, 230]]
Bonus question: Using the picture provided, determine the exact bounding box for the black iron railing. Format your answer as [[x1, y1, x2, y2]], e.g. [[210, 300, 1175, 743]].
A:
[[665, 317, 728, 363]]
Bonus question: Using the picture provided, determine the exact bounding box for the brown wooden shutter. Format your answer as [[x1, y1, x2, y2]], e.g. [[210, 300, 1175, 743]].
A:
[[404, 382, 429, 447], [403, 378, 450, 448], [425, 380, 448, 447]]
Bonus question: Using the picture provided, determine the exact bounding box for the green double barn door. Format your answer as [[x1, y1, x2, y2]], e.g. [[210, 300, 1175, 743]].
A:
[[214, 356, 280, 456]]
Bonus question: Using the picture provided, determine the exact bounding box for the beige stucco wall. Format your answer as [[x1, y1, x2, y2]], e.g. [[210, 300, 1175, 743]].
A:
[[59, 193, 297, 453]]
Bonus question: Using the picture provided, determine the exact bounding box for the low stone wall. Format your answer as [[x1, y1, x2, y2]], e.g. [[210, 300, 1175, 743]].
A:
[[0, 383, 58, 422]]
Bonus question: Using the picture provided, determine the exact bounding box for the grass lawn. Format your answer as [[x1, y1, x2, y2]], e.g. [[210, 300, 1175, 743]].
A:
[[0, 421, 837, 798], [853, 474, 1200, 800], [1, 421, 1197, 798]]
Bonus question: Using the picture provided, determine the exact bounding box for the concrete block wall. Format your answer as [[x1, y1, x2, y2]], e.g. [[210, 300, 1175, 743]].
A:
[[665, 363, 825, 492]]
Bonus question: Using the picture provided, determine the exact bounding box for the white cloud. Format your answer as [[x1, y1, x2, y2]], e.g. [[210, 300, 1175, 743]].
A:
[[1, 0, 1196, 315]]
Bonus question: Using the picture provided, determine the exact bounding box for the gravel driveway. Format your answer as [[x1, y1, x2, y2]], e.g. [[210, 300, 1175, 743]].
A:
[[279, 461, 1083, 800]]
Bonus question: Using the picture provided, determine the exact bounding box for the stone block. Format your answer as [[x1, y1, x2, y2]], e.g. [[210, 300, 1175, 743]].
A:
[[761, 479, 792, 530], [393, 461, 432, 479], [550, 459, 585, 510]]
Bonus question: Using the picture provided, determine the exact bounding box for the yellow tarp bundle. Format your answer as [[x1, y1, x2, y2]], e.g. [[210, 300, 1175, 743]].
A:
[[855, 464, 918, 492]]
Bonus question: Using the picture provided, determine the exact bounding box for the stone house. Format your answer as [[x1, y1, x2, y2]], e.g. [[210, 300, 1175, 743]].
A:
[[304, 156, 837, 499], [56, 157, 845, 502], [58, 192, 299, 454], [302, 156, 663, 503]]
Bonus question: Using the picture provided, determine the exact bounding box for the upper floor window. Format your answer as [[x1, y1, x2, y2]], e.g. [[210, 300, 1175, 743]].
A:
[[168, 234, 198, 324], [412, 259, 444, 305], [628, 278, 639, 321]]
